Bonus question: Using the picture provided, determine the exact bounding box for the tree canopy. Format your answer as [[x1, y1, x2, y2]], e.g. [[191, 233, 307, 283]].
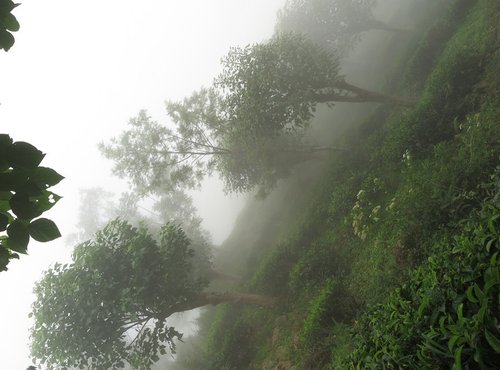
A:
[[30, 220, 274, 369], [102, 33, 412, 196], [275, 0, 405, 53], [101, 107, 335, 196]]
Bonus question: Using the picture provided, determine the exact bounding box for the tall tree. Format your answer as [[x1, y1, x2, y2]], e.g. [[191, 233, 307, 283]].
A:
[[275, 0, 408, 53], [100, 109, 338, 194], [216, 33, 414, 138], [30, 220, 275, 370]]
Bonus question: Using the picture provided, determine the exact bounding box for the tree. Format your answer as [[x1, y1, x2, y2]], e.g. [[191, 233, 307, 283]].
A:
[[0, 0, 20, 51], [100, 108, 340, 195], [275, 0, 408, 53], [0, 134, 63, 271], [30, 220, 275, 370], [216, 33, 414, 138]]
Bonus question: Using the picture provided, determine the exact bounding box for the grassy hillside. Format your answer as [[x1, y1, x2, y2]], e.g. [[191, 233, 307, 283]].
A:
[[177, 0, 500, 368]]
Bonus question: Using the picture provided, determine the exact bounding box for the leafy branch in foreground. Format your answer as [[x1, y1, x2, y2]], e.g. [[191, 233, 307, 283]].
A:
[[30, 220, 276, 370], [0, 0, 20, 51], [0, 134, 63, 271]]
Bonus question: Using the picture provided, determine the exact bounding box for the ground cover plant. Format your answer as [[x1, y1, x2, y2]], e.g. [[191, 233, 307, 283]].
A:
[[175, 0, 500, 368]]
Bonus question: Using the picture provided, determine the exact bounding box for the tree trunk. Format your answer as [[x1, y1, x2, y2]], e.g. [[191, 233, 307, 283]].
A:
[[164, 292, 277, 316], [315, 79, 416, 107], [366, 19, 413, 34], [276, 145, 346, 153], [207, 268, 242, 283]]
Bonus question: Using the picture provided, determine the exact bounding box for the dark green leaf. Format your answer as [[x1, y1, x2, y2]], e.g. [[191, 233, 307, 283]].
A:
[[0, 200, 10, 211], [34, 191, 62, 213], [485, 330, 500, 354], [0, 134, 13, 149], [0, 171, 29, 191], [8, 141, 45, 169], [18, 180, 44, 197], [7, 220, 29, 253], [31, 167, 64, 187], [10, 193, 41, 219], [454, 345, 463, 370], [0, 212, 8, 231], [0, 29, 15, 51], [28, 218, 61, 242], [0, 191, 12, 200], [3, 13, 19, 31], [0, 134, 13, 171]]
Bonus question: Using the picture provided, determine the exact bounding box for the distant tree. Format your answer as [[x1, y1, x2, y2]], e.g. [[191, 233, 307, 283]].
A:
[[0, 134, 62, 271], [30, 220, 275, 370], [100, 108, 340, 194], [0, 0, 20, 51], [275, 0, 408, 53], [70, 185, 216, 281]]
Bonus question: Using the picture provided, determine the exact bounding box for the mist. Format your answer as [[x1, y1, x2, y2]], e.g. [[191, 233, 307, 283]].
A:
[[2, 0, 498, 368]]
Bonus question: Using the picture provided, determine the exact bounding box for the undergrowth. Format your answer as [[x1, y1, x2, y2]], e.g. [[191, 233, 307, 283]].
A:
[[180, 0, 500, 368]]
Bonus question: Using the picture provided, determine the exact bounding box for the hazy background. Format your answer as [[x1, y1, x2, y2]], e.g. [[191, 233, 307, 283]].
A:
[[0, 1, 285, 368]]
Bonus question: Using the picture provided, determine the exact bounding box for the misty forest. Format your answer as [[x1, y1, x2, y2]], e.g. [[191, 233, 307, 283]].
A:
[[1, 0, 500, 369]]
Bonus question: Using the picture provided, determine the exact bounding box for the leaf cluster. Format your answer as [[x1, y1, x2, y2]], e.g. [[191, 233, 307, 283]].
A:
[[0, 0, 20, 51], [346, 191, 500, 369], [275, 0, 377, 53], [0, 134, 62, 271], [30, 219, 207, 369]]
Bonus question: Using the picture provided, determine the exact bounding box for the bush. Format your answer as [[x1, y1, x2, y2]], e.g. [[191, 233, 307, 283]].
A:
[[345, 183, 500, 369]]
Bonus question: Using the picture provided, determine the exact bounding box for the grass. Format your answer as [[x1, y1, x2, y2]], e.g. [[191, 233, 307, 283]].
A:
[[174, 0, 500, 368]]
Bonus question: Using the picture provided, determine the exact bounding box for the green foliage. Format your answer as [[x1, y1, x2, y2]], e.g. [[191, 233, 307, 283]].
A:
[[30, 220, 204, 369], [345, 187, 500, 369], [166, 0, 500, 368], [404, 0, 476, 90], [300, 279, 357, 352], [275, 0, 377, 53], [0, 134, 63, 271], [216, 32, 341, 138], [102, 103, 339, 196], [205, 305, 257, 370], [0, 0, 20, 51]]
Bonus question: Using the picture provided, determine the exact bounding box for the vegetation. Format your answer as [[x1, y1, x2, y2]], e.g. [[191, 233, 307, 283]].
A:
[[30, 220, 275, 369], [0, 134, 62, 271], [24, 0, 500, 368], [0, 0, 20, 51], [103, 33, 414, 196], [275, 0, 407, 53], [171, 0, 500, 368]]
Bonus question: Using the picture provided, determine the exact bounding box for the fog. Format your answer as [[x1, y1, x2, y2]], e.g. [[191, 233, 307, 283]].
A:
[[0, 1, 284, 368], [0, 0, 460, 369]]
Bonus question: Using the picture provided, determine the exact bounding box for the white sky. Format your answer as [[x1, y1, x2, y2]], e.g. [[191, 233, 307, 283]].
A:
[[0, 1, 285, 368]]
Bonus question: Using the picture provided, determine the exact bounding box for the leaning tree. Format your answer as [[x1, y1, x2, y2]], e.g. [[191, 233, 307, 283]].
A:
[[215, 33, 414, 137], [30, 220, 275, 370], [102, 33, 413, 196], [275, 0, 409, 53]]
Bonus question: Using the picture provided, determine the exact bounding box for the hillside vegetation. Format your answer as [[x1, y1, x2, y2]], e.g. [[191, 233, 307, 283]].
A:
[[172, 0, 500, 369]]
